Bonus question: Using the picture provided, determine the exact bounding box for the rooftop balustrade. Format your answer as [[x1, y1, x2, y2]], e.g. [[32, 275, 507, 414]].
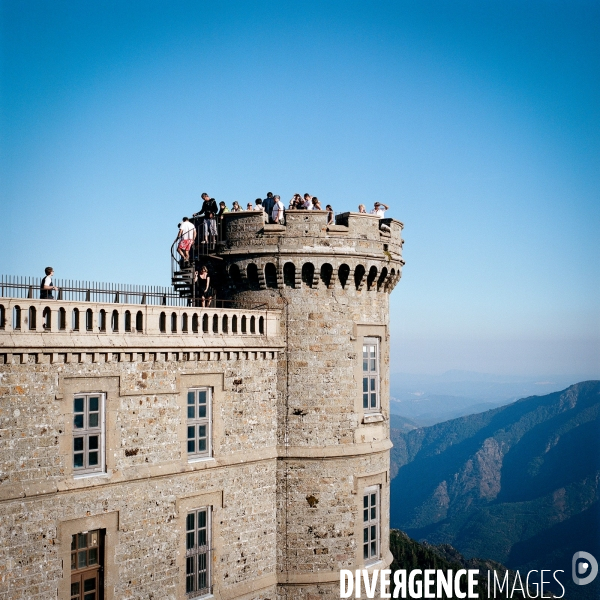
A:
[[0, 297, 280, 343]]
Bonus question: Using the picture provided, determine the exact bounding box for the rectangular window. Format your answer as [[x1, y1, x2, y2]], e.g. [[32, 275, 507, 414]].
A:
[[362, 338, 379, 412], [186, 507, 211, 597], [187, 388, 211, 459], [363, 486, 380, 563], [73, 394, 105, 475], [70, 529, 104, 600]]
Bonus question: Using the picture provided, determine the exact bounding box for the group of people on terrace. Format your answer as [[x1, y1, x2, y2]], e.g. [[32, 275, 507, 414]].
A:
[[175, 192, 392, 298]]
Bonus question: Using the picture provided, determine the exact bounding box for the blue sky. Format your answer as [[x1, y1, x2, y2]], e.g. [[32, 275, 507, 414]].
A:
[[1, 1, 598, 377]]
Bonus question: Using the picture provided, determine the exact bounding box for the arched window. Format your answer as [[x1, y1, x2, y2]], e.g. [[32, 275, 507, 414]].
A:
[[58, 307, 66, 330], [170, 312, 177, 333], [159, 312, 166, 333], [212, 314, 219, 334], [247, 264, 260, 290], [111, 310, 119, 332], [0, 304, 5, 329], [259, 316, 264, 335], [192, 313, 199, 333], [222, 314, 228, 334], [182, 313, 188, 333], [98, 309, 106, 332], [366, 266, 377, 290], [13, 305, 21, 330], [283, 262, 296, 288], [202, 314, 209, 333], [232, 315, 238, 334], [42, 306, 51, 330], [377, 267, 388, 290], [86, 309, 93, 331], [241, 315, 247, 334], [229, 264, 242, 287], [354, 265, 366, 290], [320, 263, 333, 288], [250, 316, 256, 334], [265, 263, 278, 288], [136, 310, 143, 332], [338, 264, 350, 289], [72, 308, 80, 331], [124, 310, 132, 332], [29, 306, 37, 330], [302, 263, 315, 288]]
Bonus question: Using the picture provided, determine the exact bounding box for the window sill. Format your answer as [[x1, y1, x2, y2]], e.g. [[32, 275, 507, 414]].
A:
[[188, 456, 215, 465], [362, 413, 384, 424], [364, 558, 384, 569], [73, 471, 109, 480]]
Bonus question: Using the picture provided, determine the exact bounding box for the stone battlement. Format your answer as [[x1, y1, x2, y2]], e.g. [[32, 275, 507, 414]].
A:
[[222, 210, 403, 259], [219, 210, 404, 295]]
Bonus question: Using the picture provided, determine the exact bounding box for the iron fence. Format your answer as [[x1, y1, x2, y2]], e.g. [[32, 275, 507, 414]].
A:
[[0, 275, 188, 306]]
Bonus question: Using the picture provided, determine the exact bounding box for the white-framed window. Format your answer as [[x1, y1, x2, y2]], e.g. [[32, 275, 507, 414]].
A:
[[187, 388, 211, 459], [363, 486, 380, 563], [362, 337, 380, 412], [73, 393, 105, 475], [186, 507, 212, 597]]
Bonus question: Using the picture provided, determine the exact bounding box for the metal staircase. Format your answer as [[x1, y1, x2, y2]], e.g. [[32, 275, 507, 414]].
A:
[[171, 265, 194, 300]]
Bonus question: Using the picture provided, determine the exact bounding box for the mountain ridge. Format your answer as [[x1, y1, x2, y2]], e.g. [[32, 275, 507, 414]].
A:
[[390, 381, 600, 599]]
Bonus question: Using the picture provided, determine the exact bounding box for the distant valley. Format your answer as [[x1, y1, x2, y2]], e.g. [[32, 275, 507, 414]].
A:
[[390, 381, 600, 600], [389, 370, 592, 426]]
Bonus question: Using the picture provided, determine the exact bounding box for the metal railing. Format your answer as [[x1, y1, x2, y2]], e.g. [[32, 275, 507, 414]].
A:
[[0, 275, 188, 306]]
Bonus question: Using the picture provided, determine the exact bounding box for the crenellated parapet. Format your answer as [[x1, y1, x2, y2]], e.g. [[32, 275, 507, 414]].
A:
[[219, 210, 404, 295]]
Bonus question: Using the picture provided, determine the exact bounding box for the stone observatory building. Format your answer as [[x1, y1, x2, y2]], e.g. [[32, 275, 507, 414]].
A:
[[0, 208, 403, 600]]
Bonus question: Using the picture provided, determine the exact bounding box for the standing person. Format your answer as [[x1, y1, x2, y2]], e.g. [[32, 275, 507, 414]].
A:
[[202, 208, 218, 249], [311, 197, 322, 210], [40, 267, 58, 299], [326, 204, 335, 225], [217, 201, 229, 240], [302, 193, 313, 210], [231, 201, 242, 212], [246, 202, 254, 210], [370, 201, 389, 217], [195, 266, 214, 307], [262, 192, 275, 223], [272, 195, 285, 225], [193, 193, 218, 248], [370, 202, 391, 231], [358, 204, 367, 213], [175, 217, 196, 265], [194, 193, 218, 220]]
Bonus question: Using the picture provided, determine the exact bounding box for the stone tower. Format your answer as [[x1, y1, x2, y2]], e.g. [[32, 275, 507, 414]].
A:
[[216, 209, 404, 597]]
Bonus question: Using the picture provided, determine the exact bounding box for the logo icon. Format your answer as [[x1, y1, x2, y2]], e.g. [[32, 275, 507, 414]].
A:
[[572, 551, 598, 586]]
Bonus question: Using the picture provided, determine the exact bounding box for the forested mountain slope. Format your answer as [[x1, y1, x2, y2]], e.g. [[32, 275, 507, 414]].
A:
[[390, 381, 600, 599]]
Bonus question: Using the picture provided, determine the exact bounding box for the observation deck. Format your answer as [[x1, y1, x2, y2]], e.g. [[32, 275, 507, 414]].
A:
[[171, 209, 404, 300]]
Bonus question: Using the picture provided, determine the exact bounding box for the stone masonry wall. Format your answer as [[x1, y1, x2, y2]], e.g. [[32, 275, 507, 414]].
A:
[[0, 321, 283, 600]]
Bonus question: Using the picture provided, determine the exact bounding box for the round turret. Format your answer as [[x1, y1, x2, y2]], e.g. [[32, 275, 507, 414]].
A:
[[216, 209, 405, 597]]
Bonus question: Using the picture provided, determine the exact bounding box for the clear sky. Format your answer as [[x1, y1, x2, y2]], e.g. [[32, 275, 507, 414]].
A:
[[1, 0, 598, 378]]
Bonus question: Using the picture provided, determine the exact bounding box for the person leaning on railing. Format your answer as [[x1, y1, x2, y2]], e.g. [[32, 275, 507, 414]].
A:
[[194, 193, 218, 220]]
